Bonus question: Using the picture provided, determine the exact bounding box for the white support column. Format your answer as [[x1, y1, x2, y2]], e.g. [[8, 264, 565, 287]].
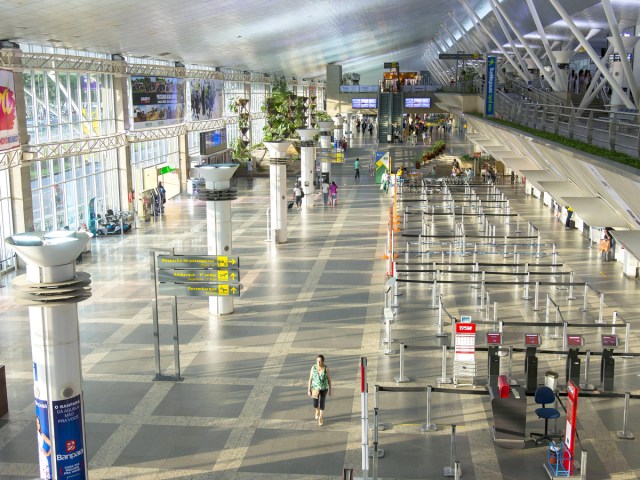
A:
[[525, 0, 563, 90], [264, 142, 292, 244], [547, 0, 636, 110], [442, 24, 462, 53], [318, 121, 334, 183], [602, 0, 639, 108], [460, 0, 530, 83], [193, 164, 239, 315], [297, 128, 318, 207], [487, 0, 559, 90], [6, 231, 92, 480], [427, 44, 451, 84]]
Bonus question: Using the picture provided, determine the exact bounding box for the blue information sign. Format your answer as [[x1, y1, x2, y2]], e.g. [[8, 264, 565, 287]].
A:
[[485, 56, 497, 116], [52, 395, 86, 480]]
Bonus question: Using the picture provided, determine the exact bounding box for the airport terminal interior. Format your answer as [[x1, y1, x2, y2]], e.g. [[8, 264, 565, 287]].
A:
[[1, 1, 640, 479]]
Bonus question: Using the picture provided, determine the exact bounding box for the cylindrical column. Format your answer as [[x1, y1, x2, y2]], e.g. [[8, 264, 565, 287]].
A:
[[297, 128, 319, 207], [194, 164, 240, 314], [334, 114, 344, 144], [264, 142, 292, 245], [318, 121, 334, 183], [6, 231, 92, 480]]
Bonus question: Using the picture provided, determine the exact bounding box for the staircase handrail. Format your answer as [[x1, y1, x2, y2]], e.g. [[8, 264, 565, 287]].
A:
[[506, 78, 567, 107]]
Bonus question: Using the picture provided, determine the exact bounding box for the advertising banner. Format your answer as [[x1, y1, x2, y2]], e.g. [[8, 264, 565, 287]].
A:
[[52, 394, 86, 480], [35, 398, 53, 480], [131, 76, 185, 128], [0, 69, 19, 151], [564, 381, 579, 473], [485, 56, 497, 116], [188, 78, 223, 121], [375, 151, 390, 184], [455, 322, 477, 362]]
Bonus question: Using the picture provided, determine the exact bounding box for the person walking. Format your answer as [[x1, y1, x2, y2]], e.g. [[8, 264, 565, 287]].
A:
[[329, 181, 339, 206], [354, 158, 360, 180], [246, 159, 253, 180], [307, 354, 332, 426], [321, 180, 330, 206], [293, 182, 303, 211]]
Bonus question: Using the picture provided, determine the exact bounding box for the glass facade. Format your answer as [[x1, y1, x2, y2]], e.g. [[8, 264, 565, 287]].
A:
[[0, 167, 14, 272], [3, 45, 324, 250]]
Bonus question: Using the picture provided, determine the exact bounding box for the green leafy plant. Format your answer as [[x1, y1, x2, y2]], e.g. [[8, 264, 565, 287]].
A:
[[261, 75, 307, 141]]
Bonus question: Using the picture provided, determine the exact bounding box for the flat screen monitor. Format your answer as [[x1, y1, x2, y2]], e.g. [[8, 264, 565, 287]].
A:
[[404, 97, 431, 108], [601, 335, 619, 347], [460, 315, 472, 323], [487, 332, 502, 345], [200, 129, 227, 155], [524, 334, 541, 346], [352, 98, 377, 109], [566, 335, 584, 347]]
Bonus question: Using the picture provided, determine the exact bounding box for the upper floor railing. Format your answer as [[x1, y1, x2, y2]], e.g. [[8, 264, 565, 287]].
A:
[[495, 90, 640, 159]]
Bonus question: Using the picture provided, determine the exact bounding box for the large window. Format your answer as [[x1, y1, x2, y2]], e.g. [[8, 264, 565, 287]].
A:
[[30, 151, 119, 231], [0, 167, 15, 272], [23, 71, 115, 143], [130, 137, 180, 194]]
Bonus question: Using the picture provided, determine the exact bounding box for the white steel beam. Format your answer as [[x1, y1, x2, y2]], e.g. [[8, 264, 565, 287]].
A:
[[525, 0, 563, 89], [547, 0, 635, 110], [459, 0, 529, 82], [578, 44, 613, 112], [489, 0, 559, 90], [488, 0, 529, 81], [602, 0, 639, 108], [448, 13, 478, 54]]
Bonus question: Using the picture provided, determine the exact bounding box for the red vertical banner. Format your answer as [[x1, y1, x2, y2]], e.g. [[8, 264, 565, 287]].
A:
[[564, 381, 579, 473]]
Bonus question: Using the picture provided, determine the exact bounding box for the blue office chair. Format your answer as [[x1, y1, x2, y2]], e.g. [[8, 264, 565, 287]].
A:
[[530, 386, 561, 444]]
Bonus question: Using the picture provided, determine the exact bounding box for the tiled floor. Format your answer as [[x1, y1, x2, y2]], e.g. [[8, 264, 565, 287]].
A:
[[1, 130, 639, 479]]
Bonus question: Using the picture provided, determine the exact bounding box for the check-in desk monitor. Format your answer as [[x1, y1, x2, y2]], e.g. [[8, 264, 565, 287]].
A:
[[525, 334, 541, 346], [567, 335, 584, 348], [601, 335, 619, 348], [487, 332, 503, 345]]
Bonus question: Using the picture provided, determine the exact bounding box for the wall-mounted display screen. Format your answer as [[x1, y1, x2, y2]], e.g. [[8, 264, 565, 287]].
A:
[[567, 335, 584, 347], [404, 97, 431, 108], [524, 334, 541, 346], [601, 335, 619, 347], [352, 98, 377, 109], [131, 76, 186, 128], [487, 333, 502, 345], [200, 129, 227, 156]]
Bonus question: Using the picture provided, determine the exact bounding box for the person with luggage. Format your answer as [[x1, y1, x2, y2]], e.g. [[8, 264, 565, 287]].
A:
[[329, 181, 339, 206], [293, 182, 303, 211]]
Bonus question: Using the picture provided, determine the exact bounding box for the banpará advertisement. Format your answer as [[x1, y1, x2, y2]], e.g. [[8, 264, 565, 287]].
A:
[[131, 76, 185, 128], [35, 397, 53, 480], [0, 69, 19, 151], [189, 79, 223, 121], [52, 394, 86, 479]]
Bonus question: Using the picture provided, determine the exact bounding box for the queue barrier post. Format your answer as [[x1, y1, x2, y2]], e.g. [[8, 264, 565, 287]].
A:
[[568, 272, 576, 300], [612, 311, 618, 335], [420, 385, 437, 432], [382, 310, 398, 355], [581, 282, 589, 312], [551, 306, 562, 339], [395, 344, 410, 383], [430, 273, 439, 310], [507, 346, 514, 378], [405, 242, 409, 262], [622, 322, 632, 359], [454, 461, 462, 480], [443, 424, 460, 478], [545, 294, 551, 323], [580, 350, 595, 391], [616, 392, 635, 439], [437, 296, 448, 338], [522, 272, 532, 300], [580, 451, 588, 480], [533, 282, 541, 311], [598, 292, 605, 324], [438, 345, 452, 384]]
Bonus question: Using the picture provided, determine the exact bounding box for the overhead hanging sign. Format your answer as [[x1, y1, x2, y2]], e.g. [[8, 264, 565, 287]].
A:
[[439, 53, 481, 60], [485, 56, 497, 117]]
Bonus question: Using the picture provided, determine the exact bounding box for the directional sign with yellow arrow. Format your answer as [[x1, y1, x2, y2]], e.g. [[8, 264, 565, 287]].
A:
[[158, 269, 240, 283]]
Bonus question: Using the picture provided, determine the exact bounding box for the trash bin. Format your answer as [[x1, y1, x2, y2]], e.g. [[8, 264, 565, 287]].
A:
[[545, 371, 559, 390]]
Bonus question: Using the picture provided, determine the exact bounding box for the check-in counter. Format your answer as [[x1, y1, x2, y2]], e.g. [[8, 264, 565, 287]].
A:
[[488, 382, 527, 449]]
